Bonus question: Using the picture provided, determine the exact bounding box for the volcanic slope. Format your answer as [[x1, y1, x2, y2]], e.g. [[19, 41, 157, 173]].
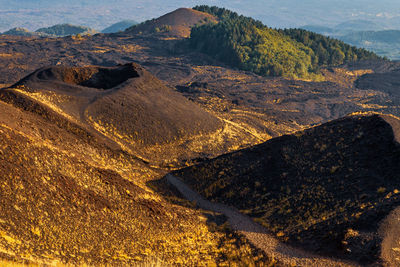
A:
[[0, 15, 400, 144], [174, 113, 400, 265], [3, 63, 262, 166], [125, 8, 218, 38], [0, 78, 271, 265]]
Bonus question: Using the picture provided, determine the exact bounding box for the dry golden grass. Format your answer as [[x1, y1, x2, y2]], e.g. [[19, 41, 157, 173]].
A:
[[380, 206, 400, 266], [0, 53, 24, 58], [0, 96, 275, 266]]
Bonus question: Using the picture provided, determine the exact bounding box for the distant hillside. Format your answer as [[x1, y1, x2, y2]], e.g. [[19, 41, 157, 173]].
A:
[[175, 114, 400, 264], [35, 24, 97, 36], [190, 6, 381, 79], [339, 30, 400, 59], [302, 20, 388, 38], [2, 24, 97, 38], [335, 19, 384, 32], [298, 24, 400, 60], [1, 27, 47, 37], [301, 25, 335, 35], [102, 20, 138, 33], [125, 8, 218, 38], [342, 30, 400, 45]]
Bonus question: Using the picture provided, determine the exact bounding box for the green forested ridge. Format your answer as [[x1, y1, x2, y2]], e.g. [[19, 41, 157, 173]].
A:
[[191, 6, 382, 78], [280, 28, 381, 66]]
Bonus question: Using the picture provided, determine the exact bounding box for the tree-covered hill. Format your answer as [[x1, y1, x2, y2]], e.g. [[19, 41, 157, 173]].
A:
[[191, 6, 382, 79], [280, 28, 381, 66]]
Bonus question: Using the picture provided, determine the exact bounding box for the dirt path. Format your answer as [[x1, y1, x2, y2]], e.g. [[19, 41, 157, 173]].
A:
[[166, 174, 359, 267]]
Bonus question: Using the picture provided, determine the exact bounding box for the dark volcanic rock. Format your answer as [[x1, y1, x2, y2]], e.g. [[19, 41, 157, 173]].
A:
[[175, 113, 400, 264]]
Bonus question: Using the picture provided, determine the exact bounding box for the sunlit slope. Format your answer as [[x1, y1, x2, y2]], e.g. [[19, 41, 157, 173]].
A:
[[0, 87, 270, 265], [175, 113, 400, 264]]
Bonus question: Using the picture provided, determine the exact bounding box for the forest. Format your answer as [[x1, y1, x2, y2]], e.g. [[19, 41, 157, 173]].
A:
[[191, 6, 382, 78]]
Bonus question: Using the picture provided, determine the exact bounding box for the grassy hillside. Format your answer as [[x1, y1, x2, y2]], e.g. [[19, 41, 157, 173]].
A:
[[0, 64, 273, 265], [191, 6, 382, 79], [126, 8, 218, 38], [175, 113, 400, 264]]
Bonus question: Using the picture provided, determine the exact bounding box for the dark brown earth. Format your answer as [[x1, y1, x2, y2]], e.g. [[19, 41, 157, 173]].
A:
[[174, 113, 400, 265], [1, 7, 400, 266], [356, 71, 400, 97]]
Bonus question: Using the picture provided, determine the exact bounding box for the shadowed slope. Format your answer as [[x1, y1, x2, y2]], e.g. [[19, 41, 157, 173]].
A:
[[14, 64, 140, 90], [167, 174, 357, 267], [356, 71, 400, 97], [174, 113, 400, 264]]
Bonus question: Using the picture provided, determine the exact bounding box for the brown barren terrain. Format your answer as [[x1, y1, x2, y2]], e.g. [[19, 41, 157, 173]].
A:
[[0, 7, 400, 266]]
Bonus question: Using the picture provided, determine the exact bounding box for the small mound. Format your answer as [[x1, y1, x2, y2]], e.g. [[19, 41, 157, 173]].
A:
[[174, 114, 400, 264], [1, 27, 47, 37], [355, 71, 400, 97], [9, 63, 223, 163], [35, 24, 97, 37], [126, 8, 217, 38], [84, 64, 222, 148]]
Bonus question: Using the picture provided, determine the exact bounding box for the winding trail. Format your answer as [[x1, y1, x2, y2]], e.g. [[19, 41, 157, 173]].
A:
[[166, 174, 359, 267]]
